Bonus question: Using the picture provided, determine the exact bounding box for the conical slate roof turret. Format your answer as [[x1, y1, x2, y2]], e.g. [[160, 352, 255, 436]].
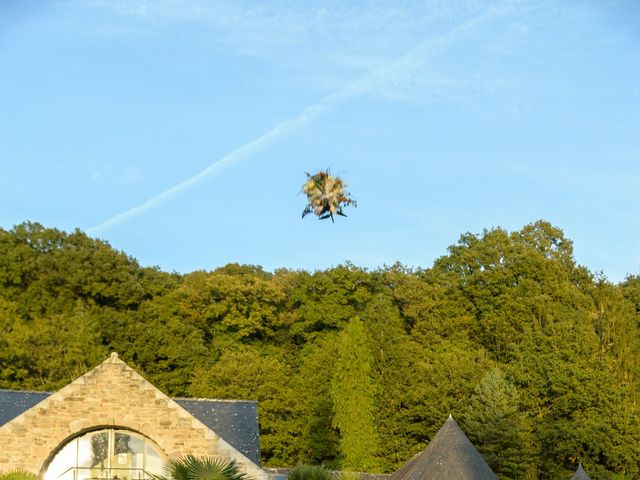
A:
[[390, 415, 498, 480], [570, 463, 591, 480]]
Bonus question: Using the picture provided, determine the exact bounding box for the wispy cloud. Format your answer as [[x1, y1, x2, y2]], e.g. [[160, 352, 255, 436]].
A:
[[85, 0, 461, 47], [86, 5, 507, 234], [82, 0, 514, 73], [78, 0, 550, 107]]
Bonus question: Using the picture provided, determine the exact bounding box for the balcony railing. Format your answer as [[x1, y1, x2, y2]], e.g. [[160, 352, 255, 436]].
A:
[[55, 467, 160, 480]]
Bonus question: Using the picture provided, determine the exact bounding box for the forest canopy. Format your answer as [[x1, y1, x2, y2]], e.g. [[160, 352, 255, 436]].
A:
[[2, 221, 640, 479]]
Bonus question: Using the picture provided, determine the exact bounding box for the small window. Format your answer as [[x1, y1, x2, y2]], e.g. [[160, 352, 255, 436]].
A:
[[44, 430, 166, 480]]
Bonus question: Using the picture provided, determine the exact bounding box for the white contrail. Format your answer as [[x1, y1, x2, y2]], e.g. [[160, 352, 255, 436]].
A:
[[86, 94, 343, 234], [87, 8, 499, 235]]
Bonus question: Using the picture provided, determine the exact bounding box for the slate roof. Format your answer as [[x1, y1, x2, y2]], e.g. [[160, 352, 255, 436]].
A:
[[0, 389, 261, 466], [570, 463, 591, 480], [390, 415, 498, 480], [175, 398, 261, 466], [0, 389, 50, 426]]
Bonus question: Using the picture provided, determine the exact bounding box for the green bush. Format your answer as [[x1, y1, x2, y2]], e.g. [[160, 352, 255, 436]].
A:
[[288, 464, 334, 480], [153, 455, 250, 480], [337, 473, 358, 480]]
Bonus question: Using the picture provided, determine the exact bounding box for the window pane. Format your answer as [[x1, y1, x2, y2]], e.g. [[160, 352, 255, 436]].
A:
[[45, 429, 166, 480], [44, 439, 77, 480], [112, 433, 145, 480], [78, 431, 109, 480], [128, 436, 144, 470], [145, 444, 164, 477]]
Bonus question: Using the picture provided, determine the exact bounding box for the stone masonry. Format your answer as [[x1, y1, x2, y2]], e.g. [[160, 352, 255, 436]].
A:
[[0, 353, 267, 480]]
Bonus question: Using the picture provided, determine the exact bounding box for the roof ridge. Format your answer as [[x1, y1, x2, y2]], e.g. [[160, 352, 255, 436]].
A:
[[0, 388, 53, 394], [0, 388, 257, 403], [174, 397, 258, 403]]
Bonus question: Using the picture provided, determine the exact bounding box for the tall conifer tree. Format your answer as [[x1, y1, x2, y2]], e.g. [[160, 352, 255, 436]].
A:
[[331, 316, 379, 471], [462, 368, 538, 479]]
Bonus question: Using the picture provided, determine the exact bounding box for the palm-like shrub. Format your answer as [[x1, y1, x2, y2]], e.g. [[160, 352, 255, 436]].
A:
[[0, 470, 39, 480], [301, 171, 356, 222], [153, 455, 250, 480], [287, 464, 334, 480]]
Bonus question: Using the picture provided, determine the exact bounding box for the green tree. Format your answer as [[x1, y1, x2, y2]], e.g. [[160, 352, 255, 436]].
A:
[[331, 316, 379, 471], [462, 368, 538, 479], [621, 274, 640, 316], [174, 267, 286, 342], [512, 322, 640, 479], [427, 220, 591, 362], [0, 306, 107, 390], [590, 279, 640, 391], [5, 220, 640, 477], [360, 294, 429, 470], [290, 333, 341, 467], [188, 345, 296, 467], [286, 265, 376, 343], [105, 298, 209, 396], [0, 222, 174, 317]]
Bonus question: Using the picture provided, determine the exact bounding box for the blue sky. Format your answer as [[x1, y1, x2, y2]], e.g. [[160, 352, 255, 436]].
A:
[[1, 0, 639, 281]]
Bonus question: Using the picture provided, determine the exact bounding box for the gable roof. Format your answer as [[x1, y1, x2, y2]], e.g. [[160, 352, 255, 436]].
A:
[[174, 398, 261, 466], [0, 389, 49, 426], [0, 388, 261, 466], [0, 354, 266, 479], [390, 415, 498, 480], [570, 463, 591, 480]]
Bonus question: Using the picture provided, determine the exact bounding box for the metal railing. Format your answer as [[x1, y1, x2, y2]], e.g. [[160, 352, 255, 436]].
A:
[[54, 467, 158, 480]]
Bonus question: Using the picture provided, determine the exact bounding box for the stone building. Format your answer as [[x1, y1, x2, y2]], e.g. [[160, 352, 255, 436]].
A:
[[0, 353, 267, 480], [0, 354, 595, 480]]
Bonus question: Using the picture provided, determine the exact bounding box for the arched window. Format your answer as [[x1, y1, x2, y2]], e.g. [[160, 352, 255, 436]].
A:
[[44, 429, 166, 480]]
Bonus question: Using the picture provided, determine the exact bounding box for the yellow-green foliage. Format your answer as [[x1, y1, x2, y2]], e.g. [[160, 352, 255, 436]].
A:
[[2, 221, 640, 478], [331, 317, 379, 472], [154, 455, 249, 480], [0, 470, 39, 480], [337, 472, 359, 480], [288, 464, 334, 480]]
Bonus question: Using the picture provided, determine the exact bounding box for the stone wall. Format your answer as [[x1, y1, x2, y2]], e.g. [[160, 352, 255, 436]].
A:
[[0, 353, 266, 480]]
